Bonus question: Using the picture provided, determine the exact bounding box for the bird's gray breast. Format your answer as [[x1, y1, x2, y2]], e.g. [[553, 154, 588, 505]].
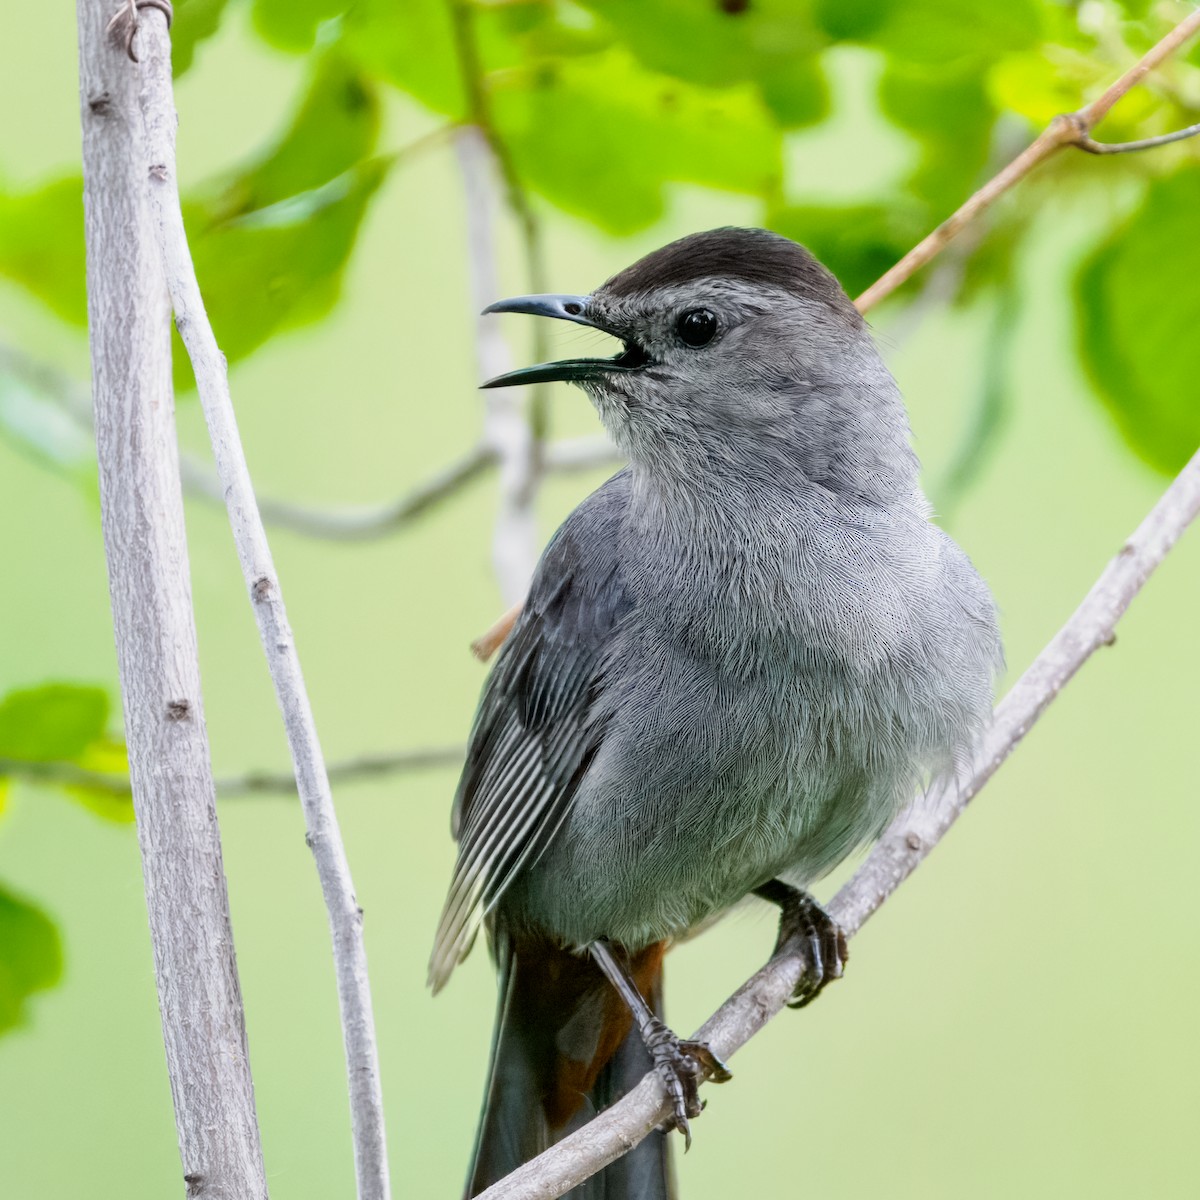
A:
[[511, 485, 996, 951]]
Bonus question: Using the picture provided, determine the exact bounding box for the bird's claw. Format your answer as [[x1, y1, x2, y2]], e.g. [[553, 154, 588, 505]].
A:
[[643, 1017, 731, 1150], [772, 889, 848, 1009]]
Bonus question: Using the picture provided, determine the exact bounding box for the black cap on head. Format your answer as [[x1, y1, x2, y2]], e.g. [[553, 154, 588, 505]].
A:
[[599, 227, 862, 328]]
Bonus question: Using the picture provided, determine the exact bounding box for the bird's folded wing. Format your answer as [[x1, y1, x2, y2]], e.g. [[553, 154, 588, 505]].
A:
[[429, 471, 632, 991]]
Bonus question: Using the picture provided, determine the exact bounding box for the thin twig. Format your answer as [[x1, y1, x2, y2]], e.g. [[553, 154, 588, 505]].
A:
[[221, 746, 465, 794], [456, 124, 540, 602], [853, 8, 1200, 312], [0, 746, 466, 799], [471, 6, 1200, 661], [179, 443, 496, 540], [477, 442, 1200, 1200], [133, 14, 390, 1200], [1076, 120, 1200, 154]]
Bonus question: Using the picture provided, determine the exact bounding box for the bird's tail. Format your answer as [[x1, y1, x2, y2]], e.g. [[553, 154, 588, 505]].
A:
[[465, 930, 673, 1200]]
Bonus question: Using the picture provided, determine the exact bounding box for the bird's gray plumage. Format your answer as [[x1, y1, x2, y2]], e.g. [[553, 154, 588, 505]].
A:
[[430, 227, 1001, 991]]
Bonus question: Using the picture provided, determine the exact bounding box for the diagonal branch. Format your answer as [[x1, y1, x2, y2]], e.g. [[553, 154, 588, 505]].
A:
[[476, 442, 1200, 1199], [132, 13, 390, 1200], [853, 8, 1200, 312], [472, 7, 1200, 662]]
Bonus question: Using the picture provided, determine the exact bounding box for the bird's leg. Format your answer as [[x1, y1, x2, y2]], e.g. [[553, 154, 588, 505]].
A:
[[589, 940, 732, 1147], [754, 879, 848, 1009]]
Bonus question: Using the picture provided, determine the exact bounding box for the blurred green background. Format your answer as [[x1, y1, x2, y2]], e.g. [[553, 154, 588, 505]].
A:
[[2, 2, 1199, 1197]]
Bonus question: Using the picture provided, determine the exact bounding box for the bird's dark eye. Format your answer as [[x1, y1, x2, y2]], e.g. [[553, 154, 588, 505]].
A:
[[676, 308, 718, 348]]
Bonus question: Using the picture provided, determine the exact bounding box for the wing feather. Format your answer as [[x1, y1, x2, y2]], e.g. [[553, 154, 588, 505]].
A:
[[429, 471, 632, 991]]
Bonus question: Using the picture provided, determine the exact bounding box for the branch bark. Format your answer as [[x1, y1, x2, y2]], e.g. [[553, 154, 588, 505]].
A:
[[477, 443, 1200, 1200], [131, 12, 390, 1200], [75, 2, 267, 1195]]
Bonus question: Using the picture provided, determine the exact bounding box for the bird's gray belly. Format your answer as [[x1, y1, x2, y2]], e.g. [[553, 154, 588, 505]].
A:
[[504, 659, 915, 950]]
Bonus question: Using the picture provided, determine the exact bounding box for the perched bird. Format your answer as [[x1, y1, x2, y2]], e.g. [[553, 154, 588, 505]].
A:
[[430, 228, 1001, 1199]]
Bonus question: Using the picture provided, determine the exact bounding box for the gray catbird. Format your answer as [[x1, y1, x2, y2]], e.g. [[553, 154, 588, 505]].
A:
[[430, 228, 1001, 1199]]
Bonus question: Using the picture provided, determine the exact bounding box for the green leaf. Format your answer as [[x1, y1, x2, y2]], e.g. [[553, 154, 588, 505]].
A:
[[175, 52, 382, 388], [66, 738, 134, 824], [580, 0, 829, 128], [342, 0, 464, 114], [0, 176, 86, 326], [1075, 167, 1200, 475], [199, 52, 381, 223], [493, 49, 782, 233], [173, 0, 231, 77], [769, 201, 924, 299], [873, 0, 1042, 66], [176, 158, 388, 390], [879, 62, 995, 212], [250, 0, 348, 53], [0, 885, 63, 1036], [813, 0, 894, 42], [0, 684, 108, 763]]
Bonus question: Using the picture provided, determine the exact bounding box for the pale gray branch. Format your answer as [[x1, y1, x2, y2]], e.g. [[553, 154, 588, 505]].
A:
[[133, 13, 390, 1200], [457, 125, 538, 603], [76, 0, 267, 1194], [477, 443, 1200, 1200]]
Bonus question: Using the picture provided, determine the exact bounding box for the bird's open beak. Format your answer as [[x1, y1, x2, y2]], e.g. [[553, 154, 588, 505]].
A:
[[479, 294, 646, 389]]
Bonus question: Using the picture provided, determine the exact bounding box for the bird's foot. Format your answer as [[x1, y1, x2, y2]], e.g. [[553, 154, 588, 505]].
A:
[[760, 881, 848, 1009], [643, 1016, 732, 1149]]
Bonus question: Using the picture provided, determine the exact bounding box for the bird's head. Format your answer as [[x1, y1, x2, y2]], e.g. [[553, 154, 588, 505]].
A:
[[482, 227, 914, 497]]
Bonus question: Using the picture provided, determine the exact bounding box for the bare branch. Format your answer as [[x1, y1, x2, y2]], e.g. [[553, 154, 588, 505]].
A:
[[1075, 120, 1200, 155], [0, 746, 466, 800], [219, 746, 465, 795], [853, 8, 1200, 312], [179, 442, 496, 540], [456, 124, 539, 602], [133, 14, 390, 1200], [477, 442, 1200, 1200], [76, 0, 267, 1193]]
